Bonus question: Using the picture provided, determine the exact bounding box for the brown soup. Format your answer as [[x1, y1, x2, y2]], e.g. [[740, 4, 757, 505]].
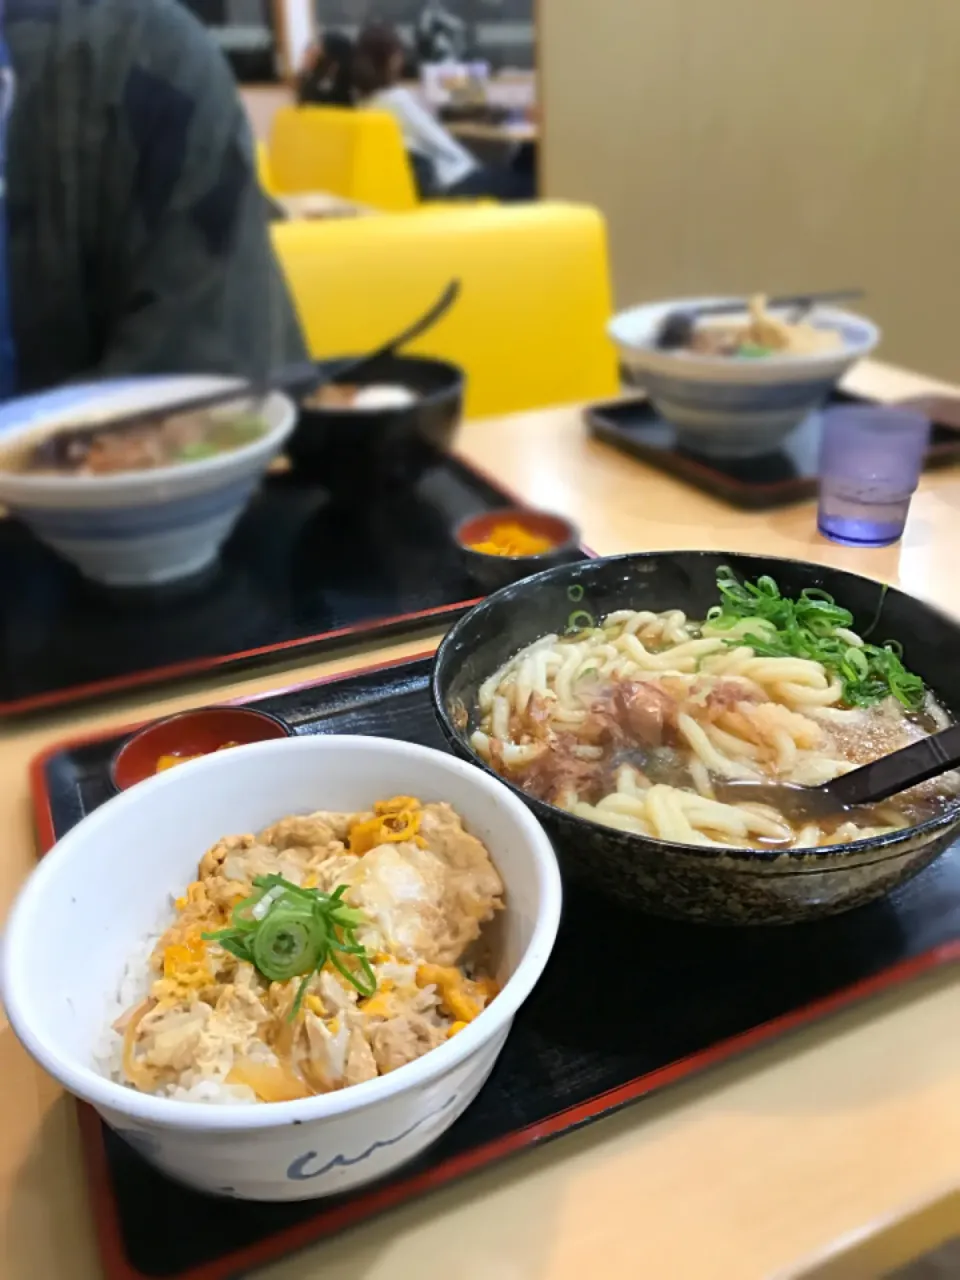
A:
[[0, 410, 267, 477]]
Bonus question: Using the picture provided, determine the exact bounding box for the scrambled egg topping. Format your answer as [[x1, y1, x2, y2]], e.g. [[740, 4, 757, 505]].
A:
[[115, 798, 505, 1104]]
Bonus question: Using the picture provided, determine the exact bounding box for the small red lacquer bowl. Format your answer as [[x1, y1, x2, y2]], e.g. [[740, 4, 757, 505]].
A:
[[110, 705, 291, 791]]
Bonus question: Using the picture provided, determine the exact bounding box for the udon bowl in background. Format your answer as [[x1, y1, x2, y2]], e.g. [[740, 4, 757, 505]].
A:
[[1, 736, 561, 1201], [289, 354, 464, 489], [609, 299, 879, 458], [0, 377, 297, 587], [432, 551, 960, 925]]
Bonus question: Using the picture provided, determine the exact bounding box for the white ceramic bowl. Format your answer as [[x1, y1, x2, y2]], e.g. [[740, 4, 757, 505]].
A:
[[2, 736, 561, 1201], [609, 297, 880, 457], [0, 376, 297, 586]]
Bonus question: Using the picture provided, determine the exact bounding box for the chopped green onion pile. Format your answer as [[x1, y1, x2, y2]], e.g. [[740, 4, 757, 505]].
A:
[[702, 566, 925, 711], [203, 874, 376, 1019]]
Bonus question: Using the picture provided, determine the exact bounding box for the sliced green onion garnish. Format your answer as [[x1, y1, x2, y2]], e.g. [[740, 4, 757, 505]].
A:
[[567, 584, 585, 602], [703, 567, 925, 711], [203, 873, 375, 1017], [566, 608, 596, 632]]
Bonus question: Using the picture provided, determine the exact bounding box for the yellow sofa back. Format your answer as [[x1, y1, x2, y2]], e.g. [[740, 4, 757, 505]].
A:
[[269, 105, 419, 211], [255, 141, 277, 197], [272, 202, 619, 418]]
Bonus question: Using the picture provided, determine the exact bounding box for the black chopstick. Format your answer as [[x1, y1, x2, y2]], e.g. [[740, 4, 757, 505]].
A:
[[35, 362, 320, 446], [694, 289, 864, 318]]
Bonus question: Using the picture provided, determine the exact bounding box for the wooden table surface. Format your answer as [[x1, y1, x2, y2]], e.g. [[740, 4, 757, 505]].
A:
[[5, 359, 960, 1280], [274, 191, 376, 221], [447, 118, 539, 146]]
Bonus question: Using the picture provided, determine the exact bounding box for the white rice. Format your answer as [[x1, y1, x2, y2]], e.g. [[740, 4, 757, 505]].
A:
[[93, 907, 257, 1106], [93, 929, 159, 1084]]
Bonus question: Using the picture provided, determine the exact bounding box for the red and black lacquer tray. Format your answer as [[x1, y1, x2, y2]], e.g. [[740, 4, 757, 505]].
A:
[[0, 454, 582, 718], [586, 388, 960, 510], [31, 656, 960, 1280]]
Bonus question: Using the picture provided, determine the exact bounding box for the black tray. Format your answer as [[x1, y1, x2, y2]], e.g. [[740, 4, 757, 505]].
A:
[[0, 456, 583, 718], [586, 389, 960, 510], [32, 657, 960, 1280]]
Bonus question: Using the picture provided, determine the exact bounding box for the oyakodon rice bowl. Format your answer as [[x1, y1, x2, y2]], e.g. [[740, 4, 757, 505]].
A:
[[432, 552, 960, 924], [1, 737, 561, 1201]]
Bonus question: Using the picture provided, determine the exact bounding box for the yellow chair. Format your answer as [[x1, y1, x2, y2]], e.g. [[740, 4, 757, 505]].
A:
[[269, 106, 420, 211], [255, 141, 278, 198], [272, 202, 619, 418]]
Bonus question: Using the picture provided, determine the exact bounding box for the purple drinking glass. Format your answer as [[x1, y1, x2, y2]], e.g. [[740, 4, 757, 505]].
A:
[[817, 405, 930, 547]]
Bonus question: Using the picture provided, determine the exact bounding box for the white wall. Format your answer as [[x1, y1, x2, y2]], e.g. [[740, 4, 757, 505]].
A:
[[540, 0, 960, 383], [278, 0, 315, 78]]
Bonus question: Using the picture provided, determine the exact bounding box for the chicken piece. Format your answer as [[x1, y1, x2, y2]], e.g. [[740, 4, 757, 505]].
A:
[[223, 841, 316, 890], [613, 680, 677, 747], [369, 1012, 447, 1075], [136, 1001, 212, 1074], [344, 1027, 379, 1087], [199, 833, 256, 880], [260, 811, 369, 849], [318, 969, 360, 1017], [192, 982, 271, 1080], [264, 977, 300, 1024], [215, 979, 270, 1031], [195, 834, 282, 912], [303, 1012, 350, 1091], [197, 836, 329, 912], [418, 804, 504, 959], [308, 850, 361, 894]]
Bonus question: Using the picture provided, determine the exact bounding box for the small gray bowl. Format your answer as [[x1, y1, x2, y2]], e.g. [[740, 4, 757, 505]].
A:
[[454, 508, 581, 592]]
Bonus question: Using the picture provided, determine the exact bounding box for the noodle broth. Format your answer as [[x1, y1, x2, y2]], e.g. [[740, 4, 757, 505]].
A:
[[0, 409, 267, 477], [470, 607, 959, 852]]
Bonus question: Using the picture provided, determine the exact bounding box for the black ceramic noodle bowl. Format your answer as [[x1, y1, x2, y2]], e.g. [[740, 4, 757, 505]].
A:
[[432, 551, 960, 925], [289, 354, 465, 488]]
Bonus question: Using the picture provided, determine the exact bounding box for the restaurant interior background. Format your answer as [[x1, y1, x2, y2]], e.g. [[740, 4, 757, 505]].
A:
[[215, 0, 960, 387], [8, 6, 960, 1280]]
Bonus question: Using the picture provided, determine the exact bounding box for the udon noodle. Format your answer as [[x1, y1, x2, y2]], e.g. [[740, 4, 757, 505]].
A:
[[470, 589, 958, 851]]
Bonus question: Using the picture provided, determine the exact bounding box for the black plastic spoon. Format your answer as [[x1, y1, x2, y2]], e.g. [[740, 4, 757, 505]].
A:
[[655, 288, 864, 350], [333, 278, 461, 384], [717, 723, 960, 823]]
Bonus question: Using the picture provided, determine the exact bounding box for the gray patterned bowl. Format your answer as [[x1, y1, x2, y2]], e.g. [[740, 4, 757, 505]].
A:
[[608, 298, 879, 458], [432, 551, 960, 925]]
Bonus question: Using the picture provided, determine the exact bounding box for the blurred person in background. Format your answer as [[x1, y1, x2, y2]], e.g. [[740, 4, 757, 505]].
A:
[[0, 0, 306, 399], [296, 29, 354, 107], [353, 24, 533, 202]]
